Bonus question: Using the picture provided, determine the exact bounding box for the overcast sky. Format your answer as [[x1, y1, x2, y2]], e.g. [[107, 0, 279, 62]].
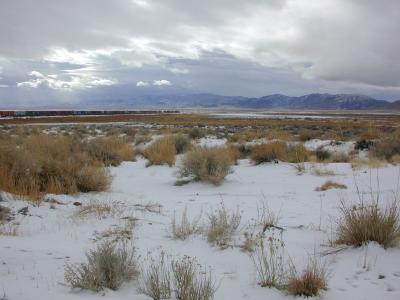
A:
[[0, 0, 399, 107]]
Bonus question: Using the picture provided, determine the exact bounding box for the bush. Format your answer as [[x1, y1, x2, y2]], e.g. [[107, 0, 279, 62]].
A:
[[171, 257, 216, 300], [0, 134, 111, 201], [138, 254, 172, 300], [64, 241, 137, 292], [170, 206, 201, 240], [335, 199, 400, 248], [286, 144, 309, 163], [179, 147, 233, 185], [0, 205, 11, 223], [315, 147, 331, 161], [287, 257, 328, 297], [139, 255, 216, 300], [144, 136, 176, 167], [206, 204, 241, 248], [371, 138, 400, 161], [251, 232, 286, 288], [85, 136, 135, 166], [250, 141, 288, 164], [173, 134, 191, 154], [188, 128, 205, 140]]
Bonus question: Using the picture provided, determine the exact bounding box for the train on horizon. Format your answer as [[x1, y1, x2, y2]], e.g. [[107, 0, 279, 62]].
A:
[[0, 110, 179, 118]]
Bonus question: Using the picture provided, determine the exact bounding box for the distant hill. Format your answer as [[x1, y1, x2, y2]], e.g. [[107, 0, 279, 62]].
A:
[[79, 93, 398, 110]]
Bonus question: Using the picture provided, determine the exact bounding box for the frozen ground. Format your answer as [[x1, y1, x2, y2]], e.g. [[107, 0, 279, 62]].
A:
[[1, 157, 400, 299]]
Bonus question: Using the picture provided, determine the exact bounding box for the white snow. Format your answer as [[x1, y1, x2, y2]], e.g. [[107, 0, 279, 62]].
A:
[[1, 159, 400, 299]]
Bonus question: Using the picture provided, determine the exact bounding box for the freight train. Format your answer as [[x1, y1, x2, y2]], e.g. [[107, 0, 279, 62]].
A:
[[0, 110, 179, 118]]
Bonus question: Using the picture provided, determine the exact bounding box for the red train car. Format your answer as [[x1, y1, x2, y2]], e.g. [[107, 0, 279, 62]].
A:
[[0, 111, 14, 118]]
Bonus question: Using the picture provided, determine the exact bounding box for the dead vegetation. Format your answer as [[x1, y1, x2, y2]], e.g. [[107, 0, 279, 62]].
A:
[[138, 254, 216, 300], [315, 181, 347, 191], [179, 146, 234, 185], [335, 199, 400, 248], [144, 136, 176, 167], [64, 241, 138, 292], [74, 200, 126, 219], [206, 204, 241, 248], [287, 257, 329, 297], [170, 206, 201, 240], [0, 133, 138, 201]]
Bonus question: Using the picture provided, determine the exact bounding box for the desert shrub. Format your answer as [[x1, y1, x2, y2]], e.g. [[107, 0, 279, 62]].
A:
[[287, 257, 328, 297], [64, 241, 137, 292], [286, 144, 309, 163], [355, 139, 374, 151], [206, 204, 241, 248], [144, 136, 176, 167], [138, 254, 172, 300], [298, 130, 315, 142], [139, 255, 216, 300], [315, 147, 331, 161], [250, 141, 288, 164], [251, 232, 286, 288], [234, 143, 254, 159], [329, 152, 350, 163], [179, 147, 233, 185], [85, 136, 135, 166], [371, 138, 400, 161], [188, 128, 205, 140], [227, 144, 240, 165], [170, 206, 201, 240], [75, 200, 125, 219], [0, 134, 111, 201], [0, 205, 11, 223], [315, 181, 347, 191], [171, 256, 216, 300], [335, 199, 400, 248], [172, 133, 192, 154]]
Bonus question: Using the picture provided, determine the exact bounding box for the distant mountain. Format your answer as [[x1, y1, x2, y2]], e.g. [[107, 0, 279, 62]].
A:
[[79, 93, 398, 110]]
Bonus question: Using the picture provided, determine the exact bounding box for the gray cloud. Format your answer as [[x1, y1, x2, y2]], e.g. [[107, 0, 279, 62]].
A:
[[0, 0, 399, 106]]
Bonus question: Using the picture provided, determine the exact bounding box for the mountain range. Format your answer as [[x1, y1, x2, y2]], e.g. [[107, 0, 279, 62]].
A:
[[80, 93, 400, 110]]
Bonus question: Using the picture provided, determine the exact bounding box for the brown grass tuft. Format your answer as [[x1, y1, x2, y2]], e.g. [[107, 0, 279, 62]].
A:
[[180, 146, 234, 185], [335, 199, 400, 248], [144, 136, 176, 167], [250, 141, 288, 164], [315, 181, 347, 191], [287, 257, 328, 297]]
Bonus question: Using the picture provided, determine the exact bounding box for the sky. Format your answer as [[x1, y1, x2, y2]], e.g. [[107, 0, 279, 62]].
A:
[[0, 0, 399, 107]]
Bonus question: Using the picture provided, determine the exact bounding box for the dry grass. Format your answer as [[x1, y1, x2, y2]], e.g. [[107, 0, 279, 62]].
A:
[[250, 141, 288, 164], [251, 232, 286, 289], [85, 136, 136, 166], [170, 206, 201, 240], [0, 204, 11, 223], [335, 199, 400, 248], [144, 136, 176, 167], [75, 200, 125, 219], [92, 220, 136, 243], [65, 241, 137, 292], [315, 181, 347, 191], [206, 204, 241, 248], [286, 144, 310, 163], [287, 257, 328, 297], [138, 254, 216, 300], [179, 147, 234, 185], [138, 253, 172, 300], [171, 256, 216, 300], [0, 134, 119, 202], [172, 133, 192, 154]]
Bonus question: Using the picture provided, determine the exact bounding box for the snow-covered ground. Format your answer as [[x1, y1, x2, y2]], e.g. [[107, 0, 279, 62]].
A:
[[1, 158, 400, 300]]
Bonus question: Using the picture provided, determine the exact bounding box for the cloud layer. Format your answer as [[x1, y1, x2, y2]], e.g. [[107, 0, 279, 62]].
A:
[[0, 0, 399, 106]]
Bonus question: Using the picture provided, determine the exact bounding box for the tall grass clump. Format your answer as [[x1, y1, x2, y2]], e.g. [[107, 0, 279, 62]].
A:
[[172, 133, 192, 154], [64, 241, 137, 292], [170, 206, 201, 240], [206, 204, 241, 248], [179, 147, 234, 185], [251, 232, 286, 288], [0, 134, 112, 201], [138, 255, 216, 300], [144, 136, 176, 167], [250, 141, 288, 164], [85, 136, 135, 166], [287, 257, 328, 297], [335, 199, 400, 248]]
